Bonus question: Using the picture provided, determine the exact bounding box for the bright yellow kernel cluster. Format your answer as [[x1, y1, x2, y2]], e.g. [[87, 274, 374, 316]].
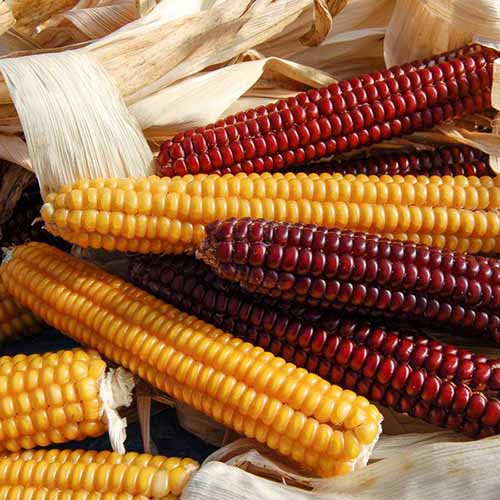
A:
[[0, 281, 44, 345], [0, 485, 143, 499], [0, 348, 107, 452], [2, 243, 383, 477], [41, 173, 500, 255], [0, 448, 199, 498]]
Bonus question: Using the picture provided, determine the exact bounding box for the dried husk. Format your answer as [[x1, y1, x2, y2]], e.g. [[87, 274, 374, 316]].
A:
[[299, 0, 347, 47], [0, 1, 15, 36], [384, 0, 500, 66], [181, 433, 500, 499], [133, 55, 336, 135], [7, 0, 80, 35], [0, 29, 39, 53], [33, 0, 135, 48], [0, 50, 153, 195]]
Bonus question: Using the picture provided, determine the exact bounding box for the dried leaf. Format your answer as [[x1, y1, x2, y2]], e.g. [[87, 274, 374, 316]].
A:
[[0, 29, 39, 54], [135, 0, 156, 17], [292, 28, 385, 80], [0, 50, 153, 195], [132, 56, 335, 133], [259, 0, 393, 60], [92, 0, 311, 104], [182, 434, 500, 499], [0, 1, 15, 36], [0, 133, 31, 169], [385, 0, 500, 66], [299, 0, 347, 47], [8, 0, 79, 35], [34, 1, 135, 48]]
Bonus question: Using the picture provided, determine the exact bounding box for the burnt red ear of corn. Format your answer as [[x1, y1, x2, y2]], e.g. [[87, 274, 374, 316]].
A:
[[157, 44, 498, 177], [291, 144, 493, 177], [129, 253, 500, 438], [198, 218, 500, 342]]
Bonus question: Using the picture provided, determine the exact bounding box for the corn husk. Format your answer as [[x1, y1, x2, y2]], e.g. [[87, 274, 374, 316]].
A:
[[0, 29, 38, 53], [7, 0, 80, 35], [33, 0, 136, 48], [181, 433, 500, 499], [0, 50, 153, 194], [384, 0, 500, 66], [0, 0, 310, 116], [133, 55, 336, 136], [0, 1, 15, 36]]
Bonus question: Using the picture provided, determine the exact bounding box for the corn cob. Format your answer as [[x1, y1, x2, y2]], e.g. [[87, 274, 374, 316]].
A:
[[200, 218, 500, 342], [129, 253, 500, 394], [0, 448, 199, 498], [129, 253, 500, 437], [0, 182, 70, 250], [0, 349, 111, 452], [0, 486, 142, 499], [157, 44, 498, 176], [40, 173, 500, 255], [293, 145, 493, 177], [0, 281, 44, 344], [2, 243, 383, 477]]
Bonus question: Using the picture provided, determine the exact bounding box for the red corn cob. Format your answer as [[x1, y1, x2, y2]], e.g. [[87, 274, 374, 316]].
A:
[[199, 218, 500, 342], [158, 44, 499, 176], [129, 253, 500, 437], [158, 44, 484, 176], [291, 145, 493, 177]]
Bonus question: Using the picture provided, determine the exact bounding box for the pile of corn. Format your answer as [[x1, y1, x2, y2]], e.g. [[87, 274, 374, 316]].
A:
[[1, 43, 500, 493]]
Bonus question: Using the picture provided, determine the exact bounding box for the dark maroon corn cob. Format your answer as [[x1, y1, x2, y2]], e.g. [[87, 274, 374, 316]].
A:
[[158, 44, 499, 176], [200, 218, 500, 341], [291, 144, 493, 177], [129, 253, 500, 437], [0, 182, 70, 250]]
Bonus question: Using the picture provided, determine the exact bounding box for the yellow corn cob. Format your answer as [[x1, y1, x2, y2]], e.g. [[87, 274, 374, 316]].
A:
[[0, 448, 199, 498], [0, 485, 147, 499], [2, 243, 383, 477], [41, 173, 500, 255], [0, 348, 108, 452], [0, 281, 44, 344]]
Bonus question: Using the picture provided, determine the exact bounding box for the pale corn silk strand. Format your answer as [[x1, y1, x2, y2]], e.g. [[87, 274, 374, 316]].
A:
[[0, 50, 154, 197], [99, 367, 136, 454]]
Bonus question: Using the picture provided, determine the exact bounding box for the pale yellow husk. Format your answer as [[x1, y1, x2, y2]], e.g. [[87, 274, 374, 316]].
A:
[[33, 0, 136, 48], [384, 0, 500, 66], [0, 2, 15, 36], [181, 433, 500, 498], [7, 0, 79, 35], [0, 50, 153, 194]]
